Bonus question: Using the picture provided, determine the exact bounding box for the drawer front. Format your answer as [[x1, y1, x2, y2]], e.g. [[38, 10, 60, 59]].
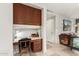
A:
[[33, 42, 41, 45], [33, 44, 41, 48], [32, 46, 42, 52], [31, 39, 42, 52], [32, 39, 41, 42], [32, 39, 42, 45]]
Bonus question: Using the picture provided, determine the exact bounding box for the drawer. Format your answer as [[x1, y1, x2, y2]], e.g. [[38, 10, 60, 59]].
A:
[[33, 42, 41, 45], [33, 46, 41, 49], [33, 44, 41, 48], [32, 46, 42, 52], [31, 42, 42, 47], [32, 39, 42, 45], [31, 39, 42, 52], [32, 39, 41, 42]]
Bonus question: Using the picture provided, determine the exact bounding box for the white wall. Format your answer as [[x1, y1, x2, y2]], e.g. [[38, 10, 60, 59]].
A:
[[55, 14, 65, 44], [41, 8, 47, 54], [13, 29, 41, 39], [0, 3, 13, 56]]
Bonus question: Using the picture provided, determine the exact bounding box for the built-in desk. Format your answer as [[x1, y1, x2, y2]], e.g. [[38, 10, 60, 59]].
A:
[[13, 39, 42, 53]]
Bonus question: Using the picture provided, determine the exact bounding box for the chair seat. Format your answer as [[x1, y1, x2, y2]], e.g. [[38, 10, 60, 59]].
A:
[[21, 46, 29, 48]]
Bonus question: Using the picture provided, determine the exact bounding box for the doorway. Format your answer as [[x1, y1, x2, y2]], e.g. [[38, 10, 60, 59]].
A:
[[46, 10, 56, 49]]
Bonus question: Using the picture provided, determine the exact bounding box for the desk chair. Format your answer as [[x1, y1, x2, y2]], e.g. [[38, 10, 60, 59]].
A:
[[18, 38, 31, 56]]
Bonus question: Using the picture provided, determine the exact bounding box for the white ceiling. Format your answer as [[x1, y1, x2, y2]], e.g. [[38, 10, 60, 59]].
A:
[[36, 3, 79, 18]]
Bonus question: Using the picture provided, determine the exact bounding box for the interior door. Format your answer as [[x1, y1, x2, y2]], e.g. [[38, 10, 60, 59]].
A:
[[46, 14, 55, 43]]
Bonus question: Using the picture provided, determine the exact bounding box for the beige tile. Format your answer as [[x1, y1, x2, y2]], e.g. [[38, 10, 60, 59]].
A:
[[13, 42, 79, 56]]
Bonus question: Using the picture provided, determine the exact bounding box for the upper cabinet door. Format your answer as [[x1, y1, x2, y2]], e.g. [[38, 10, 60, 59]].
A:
[[13, 3, 26, 24], [32, 8, 41, 25], [13, 3, 41, 26]]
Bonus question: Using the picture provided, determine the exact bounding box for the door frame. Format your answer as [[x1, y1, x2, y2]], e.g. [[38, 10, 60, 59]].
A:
[[46, 9, 56, 44]]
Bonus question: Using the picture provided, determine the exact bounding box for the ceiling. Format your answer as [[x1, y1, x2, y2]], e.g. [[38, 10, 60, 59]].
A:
[[36, 3, 79, 18]]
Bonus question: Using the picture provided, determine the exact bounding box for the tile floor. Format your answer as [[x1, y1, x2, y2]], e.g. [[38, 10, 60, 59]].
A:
[[13, 42, 79, 56], [46, 42, 79, 56]]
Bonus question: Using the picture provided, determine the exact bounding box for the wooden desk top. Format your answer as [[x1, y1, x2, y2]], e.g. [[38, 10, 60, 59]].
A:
[[13, 39, 41, 45]]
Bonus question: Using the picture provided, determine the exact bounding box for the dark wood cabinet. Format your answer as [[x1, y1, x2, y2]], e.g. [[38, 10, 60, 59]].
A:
[[13, 39, 42, 54], [31, 39, 42, 52], [13, 3, 26, 24], [59, 34, 79, 51], [13, 3, 41, 25], [32, 8, 41, 25], [59, 34, 71, 46]]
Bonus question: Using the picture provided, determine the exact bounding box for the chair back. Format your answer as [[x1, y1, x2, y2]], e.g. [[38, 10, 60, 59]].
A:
[[19, 38, 31, 48]]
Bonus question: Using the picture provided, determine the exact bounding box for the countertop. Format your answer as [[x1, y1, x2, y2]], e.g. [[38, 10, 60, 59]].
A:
[[13, 37, 41, 43]]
